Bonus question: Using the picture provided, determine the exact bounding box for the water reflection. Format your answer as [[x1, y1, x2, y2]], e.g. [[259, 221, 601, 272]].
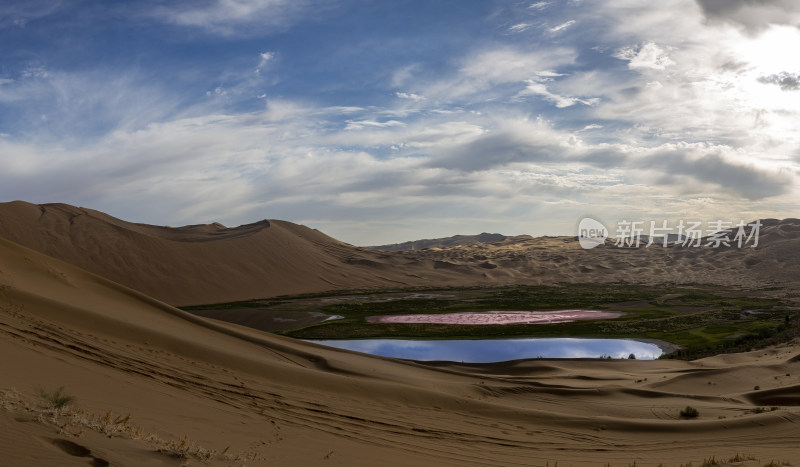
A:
[[304, 338, 663, 362]]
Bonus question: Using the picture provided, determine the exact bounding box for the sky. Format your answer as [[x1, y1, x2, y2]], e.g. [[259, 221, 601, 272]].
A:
[[1, 0, 799, 245]]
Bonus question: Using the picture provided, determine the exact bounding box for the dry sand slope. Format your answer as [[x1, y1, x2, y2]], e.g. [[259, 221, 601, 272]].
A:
[[0, 201, 799, 308], [0, 201, 489, 306], [2, 236, 800, 465]]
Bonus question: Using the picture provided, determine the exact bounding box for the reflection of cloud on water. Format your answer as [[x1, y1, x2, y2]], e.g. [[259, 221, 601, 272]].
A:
[[305, 338, 662, 362]]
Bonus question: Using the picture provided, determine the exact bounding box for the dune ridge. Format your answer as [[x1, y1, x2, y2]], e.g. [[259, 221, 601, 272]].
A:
[[0, 201, 486, 305]]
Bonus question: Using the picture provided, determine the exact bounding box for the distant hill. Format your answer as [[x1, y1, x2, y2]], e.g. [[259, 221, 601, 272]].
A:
[[368, 232, 510, 251]]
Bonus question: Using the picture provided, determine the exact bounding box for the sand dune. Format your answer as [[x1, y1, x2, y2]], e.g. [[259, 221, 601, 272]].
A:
[[0, 202, 798, 309], [0, 201, 487, 305], [400, 219, 800, 290], [2, 233, 800, 465]]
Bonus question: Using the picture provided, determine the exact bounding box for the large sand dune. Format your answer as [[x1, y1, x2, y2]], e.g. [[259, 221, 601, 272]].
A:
[[0, 202, 798, 308], [0, 201, 487, 305], [2, 228, 800, 464]]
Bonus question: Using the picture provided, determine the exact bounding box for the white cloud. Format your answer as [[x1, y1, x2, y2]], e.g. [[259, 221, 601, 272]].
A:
[[259, 51, 275, 66], [516, 80, 598, 108], [1, 100, 796, 244], [550, 20, 576, 33], [421, 47, 577, 101], [508, 23, 532, 33], [255, 51, 277, 75], [324, 106, 366, 114], [614, 42, 675, 70], [395, 92, 426, 101], [156, 0, 317, 36], [344, 119, 406, 130], [536, 70, 566, 79]]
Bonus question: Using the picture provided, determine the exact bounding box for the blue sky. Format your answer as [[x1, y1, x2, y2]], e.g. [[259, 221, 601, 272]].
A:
[[1, 0, 799, 245]]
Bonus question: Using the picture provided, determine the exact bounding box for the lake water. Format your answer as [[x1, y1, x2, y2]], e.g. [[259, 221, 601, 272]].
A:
[[305, 337, 664, 362]]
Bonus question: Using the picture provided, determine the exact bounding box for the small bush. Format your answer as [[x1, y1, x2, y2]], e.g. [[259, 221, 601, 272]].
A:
[[680, 406, 699, 418], [39, 387, 75, 410]]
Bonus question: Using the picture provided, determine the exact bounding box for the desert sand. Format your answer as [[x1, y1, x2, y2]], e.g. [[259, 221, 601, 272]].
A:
[[2, 202, 800, 465]]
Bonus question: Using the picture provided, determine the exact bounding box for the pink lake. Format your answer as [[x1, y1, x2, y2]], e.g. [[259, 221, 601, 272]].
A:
[[366, 310, 622, 325]]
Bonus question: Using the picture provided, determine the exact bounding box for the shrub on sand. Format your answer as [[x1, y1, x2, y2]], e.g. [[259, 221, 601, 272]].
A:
[[679, 406, 699, 418], [39, 386, 75, 410]]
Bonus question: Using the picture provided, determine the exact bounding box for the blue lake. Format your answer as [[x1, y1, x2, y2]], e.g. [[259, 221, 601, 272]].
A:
[[305, 338, 664, 362]]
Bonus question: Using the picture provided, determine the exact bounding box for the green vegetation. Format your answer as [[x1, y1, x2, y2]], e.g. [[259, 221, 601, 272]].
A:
[[680, 406, 699, 418], [181, 282, 798, 360], [39, 386, 75, 410]]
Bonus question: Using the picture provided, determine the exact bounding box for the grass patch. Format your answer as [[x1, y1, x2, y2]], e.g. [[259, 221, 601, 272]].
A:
[[38, 386, 75, 411]]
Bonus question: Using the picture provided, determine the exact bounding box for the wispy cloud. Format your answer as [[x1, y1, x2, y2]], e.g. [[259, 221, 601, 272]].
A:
[[419, 47, 577, 101], [395, 92, 426, 101], [516, 80, 598, 108], [550, 20, 575, 33], [344, 119, 406, 130], [0, 1, 63, 29], [508, 23, 532, 33], [0, 67, 182, 140], [155, 0, 322, 36], [258, 51, 275, 66]]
